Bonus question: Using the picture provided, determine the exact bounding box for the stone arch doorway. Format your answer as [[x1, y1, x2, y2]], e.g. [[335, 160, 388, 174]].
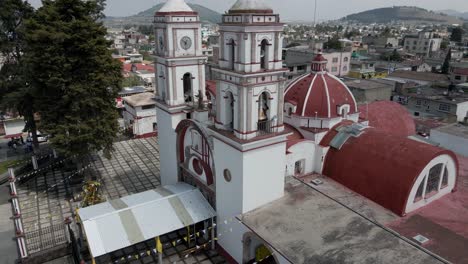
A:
[[243, 232, 279, 264]]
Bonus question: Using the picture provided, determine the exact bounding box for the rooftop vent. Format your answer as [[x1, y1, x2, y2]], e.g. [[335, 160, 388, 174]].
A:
[[412, 234, 430, 245], [311, 179, 323, 186]]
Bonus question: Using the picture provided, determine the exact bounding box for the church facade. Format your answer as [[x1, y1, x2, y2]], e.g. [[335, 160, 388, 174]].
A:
[[154, 0, 459, 263]]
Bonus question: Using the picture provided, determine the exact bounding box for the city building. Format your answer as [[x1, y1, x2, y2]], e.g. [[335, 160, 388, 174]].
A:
[[362, 35, 399, 47], [283, 47, 351, 79], [405, 93, 468, 122], [450, 62, 468, 84], [345, 79, 394, 103], [72, 1, 467, 264], [404, 31, 442, 57], [348, 53, 387, 79], [122, 92, 158, 138]]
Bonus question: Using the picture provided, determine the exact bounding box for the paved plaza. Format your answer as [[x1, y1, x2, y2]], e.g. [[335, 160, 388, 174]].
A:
[[8, 138, 225, 263]]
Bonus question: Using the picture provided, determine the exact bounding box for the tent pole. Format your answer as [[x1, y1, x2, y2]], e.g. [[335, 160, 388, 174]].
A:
[[211, 217, 215, 250], [156, 236, 163, 264]]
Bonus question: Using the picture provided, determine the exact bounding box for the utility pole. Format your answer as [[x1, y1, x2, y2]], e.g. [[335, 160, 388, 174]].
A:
[[314, 0, 318, 28]]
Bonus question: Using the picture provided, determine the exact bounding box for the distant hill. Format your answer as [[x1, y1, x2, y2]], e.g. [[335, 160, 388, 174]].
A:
[[104, 3, 222, 27], [438, 9, 468, 20], [343, 6, 464, 24]]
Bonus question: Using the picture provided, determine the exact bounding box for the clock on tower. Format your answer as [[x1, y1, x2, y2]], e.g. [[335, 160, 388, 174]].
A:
[[153, 0, 208, 186]]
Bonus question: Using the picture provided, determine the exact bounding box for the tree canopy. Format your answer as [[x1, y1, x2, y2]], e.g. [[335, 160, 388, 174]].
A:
[[441, 49, 451, 74], [23, 0, 123, 158], [450, 27, 464, 43], [0, 0, 40, 147]]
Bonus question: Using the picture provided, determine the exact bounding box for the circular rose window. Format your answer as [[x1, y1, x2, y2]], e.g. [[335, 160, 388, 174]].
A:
[[192, 159, 203, 175], [224, 169, 232, 182]]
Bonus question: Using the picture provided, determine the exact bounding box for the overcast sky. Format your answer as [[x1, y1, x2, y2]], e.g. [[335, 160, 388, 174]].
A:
[[26, 0, 468, 21]]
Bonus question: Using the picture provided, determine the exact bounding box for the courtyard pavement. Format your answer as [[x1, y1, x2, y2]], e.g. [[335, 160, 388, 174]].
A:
[[0, 182, 18, 264], [10, 138, 226, 264]]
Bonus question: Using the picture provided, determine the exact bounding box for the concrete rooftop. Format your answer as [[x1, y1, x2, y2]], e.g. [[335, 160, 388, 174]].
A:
[[432, 123, 468, 139], [240, 177, 445, 264]]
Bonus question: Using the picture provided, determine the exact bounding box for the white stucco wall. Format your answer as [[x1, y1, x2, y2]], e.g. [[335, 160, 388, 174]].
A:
[[456, 102, 468, 122], [213, 137, 287, 263], [156, 110, 185, 186], [242, 142, 286, 213], [213, 137, 247, 263], [285, 141, 316, 176]]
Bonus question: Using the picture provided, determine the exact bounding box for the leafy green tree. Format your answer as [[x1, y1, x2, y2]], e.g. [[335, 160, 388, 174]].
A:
[[381, 49, 402, 62], [380, 27, 391, 37], [0, 0, 40, 149], [324, 36, 342, 50], [440, 41, 449, 50], [23, 0, 123, 158], [441, 49, 451, 74], [122, 75, 143, 87], [450, 27, 463, 43]]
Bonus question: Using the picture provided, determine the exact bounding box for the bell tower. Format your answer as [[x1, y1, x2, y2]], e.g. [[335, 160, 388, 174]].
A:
[[212, 0, 287, 141], [209, 0, 290, 261], [154, 0, 207, 186]]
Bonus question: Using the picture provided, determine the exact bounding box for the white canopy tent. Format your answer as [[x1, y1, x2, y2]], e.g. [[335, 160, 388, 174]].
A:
[[78, 183, 216, 258]]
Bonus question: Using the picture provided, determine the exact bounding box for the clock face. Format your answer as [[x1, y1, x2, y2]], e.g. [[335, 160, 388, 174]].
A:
[[180, 36, 192, 50], [159, 36, 164, 50]]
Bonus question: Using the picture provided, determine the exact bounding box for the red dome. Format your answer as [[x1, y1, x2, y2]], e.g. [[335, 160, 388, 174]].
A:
[[359, 101, 416, 137], [284, 72, 358, 118]]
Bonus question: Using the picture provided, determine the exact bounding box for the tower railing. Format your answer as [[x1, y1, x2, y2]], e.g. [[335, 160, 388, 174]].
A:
[[257, 120, 274, 136]]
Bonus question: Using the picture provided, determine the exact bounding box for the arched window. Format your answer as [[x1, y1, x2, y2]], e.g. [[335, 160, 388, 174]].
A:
[[183, 73, 193, 103], [260, 39, 269, 70], [413, 163, 451, 204], [257, 92, 271, 134], [225, 91, 234, 130], [258, 92, 270, 122], [344, 57, 349, 62], [229, 39, 235, 70]]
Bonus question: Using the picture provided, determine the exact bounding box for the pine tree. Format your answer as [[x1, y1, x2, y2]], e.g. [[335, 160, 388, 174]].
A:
[[441, 49, 451, 74], [23, 0, 123, 158], [450, 27, 463, 43], [0, 0, 40, 149]]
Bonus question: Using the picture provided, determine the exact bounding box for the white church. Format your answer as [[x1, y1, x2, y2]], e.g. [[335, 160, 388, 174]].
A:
[[79, 0, 461, 263]]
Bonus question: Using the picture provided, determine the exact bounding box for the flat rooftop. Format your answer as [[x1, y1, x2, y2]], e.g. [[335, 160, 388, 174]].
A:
[[432, 123, 468, 139], [345, 79, 394, 90], [240, 177, 444, 264]]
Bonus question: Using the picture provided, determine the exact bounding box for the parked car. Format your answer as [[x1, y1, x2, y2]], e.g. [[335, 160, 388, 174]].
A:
[[27, 133, 49, 143]]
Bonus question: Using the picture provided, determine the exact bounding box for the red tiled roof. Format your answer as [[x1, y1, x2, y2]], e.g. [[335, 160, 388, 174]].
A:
[[284, 73, 357, 118], [359, 101, 416, 137], [122, 63, 155, 73], [453, 68, 468, 76], [322, 127, 458, 216]]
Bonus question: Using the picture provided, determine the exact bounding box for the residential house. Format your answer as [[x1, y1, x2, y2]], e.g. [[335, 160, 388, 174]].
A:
[[122, 92, 158, 138], [345, 79, 394, 103], [283, 47, 351, 79], [403, 31, 442, 57], [450, 62, 468, 84]]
